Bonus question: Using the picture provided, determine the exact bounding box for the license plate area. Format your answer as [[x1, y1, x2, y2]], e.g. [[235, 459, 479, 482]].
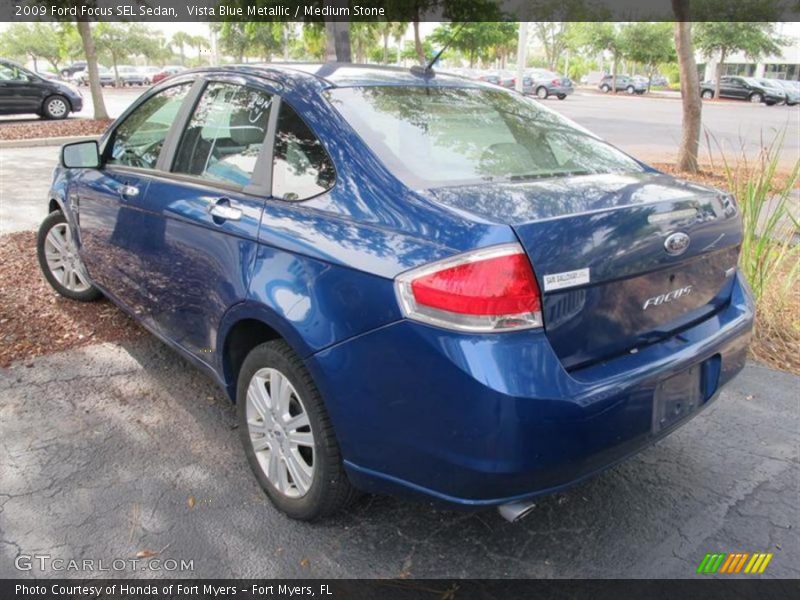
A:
[[652, 364, 702, 433]]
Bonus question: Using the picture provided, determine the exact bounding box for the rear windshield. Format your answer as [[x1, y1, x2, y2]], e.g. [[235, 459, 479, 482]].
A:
[[327, 86, 643, 189]]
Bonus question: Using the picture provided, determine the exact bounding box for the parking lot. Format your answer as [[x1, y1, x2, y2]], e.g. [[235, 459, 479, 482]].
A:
[[0, 84, 798, 579]]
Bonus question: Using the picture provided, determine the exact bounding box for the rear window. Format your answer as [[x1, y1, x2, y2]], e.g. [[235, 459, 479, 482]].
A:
[[327, 87, 643, 189]]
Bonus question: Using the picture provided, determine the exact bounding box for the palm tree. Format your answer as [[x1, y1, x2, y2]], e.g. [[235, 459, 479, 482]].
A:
[[189, 34, 209, 65], [378, 22, 408, 64], [171, 31, 192, 66]]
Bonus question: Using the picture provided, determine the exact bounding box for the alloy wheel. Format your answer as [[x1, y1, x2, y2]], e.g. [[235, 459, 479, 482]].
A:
[[246, 368, 315, 498], [47, 98, 68, 118], [43, 222, 91, 293]]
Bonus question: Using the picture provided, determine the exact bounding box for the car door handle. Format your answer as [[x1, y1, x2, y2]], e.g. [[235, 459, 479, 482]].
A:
[[209, 199, 242, 222], [118, 185, 139, 200]]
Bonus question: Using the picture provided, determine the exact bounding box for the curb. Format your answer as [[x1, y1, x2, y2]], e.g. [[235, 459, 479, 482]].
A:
[[0, 135, 99, 149]]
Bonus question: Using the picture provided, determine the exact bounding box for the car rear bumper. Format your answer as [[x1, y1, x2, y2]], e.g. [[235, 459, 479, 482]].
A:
[[309, 271, 754, 506], [69, 96, 83, 112]]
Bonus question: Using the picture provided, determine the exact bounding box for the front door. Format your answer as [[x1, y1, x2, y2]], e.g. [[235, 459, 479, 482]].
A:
[[0, 63, 41, 113], [76, 82, 194, 323]]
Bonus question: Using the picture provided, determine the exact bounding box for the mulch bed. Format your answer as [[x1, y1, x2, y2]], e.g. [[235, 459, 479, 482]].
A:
[[0, 231, 144, 368], [0, 118, 113, 141]]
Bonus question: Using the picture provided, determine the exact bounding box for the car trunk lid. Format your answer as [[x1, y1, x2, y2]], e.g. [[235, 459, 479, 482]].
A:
[[426, 172, 742, 369]]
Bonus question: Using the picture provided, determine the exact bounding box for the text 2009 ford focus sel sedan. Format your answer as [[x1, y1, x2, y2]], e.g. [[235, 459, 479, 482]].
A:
[[37, 64, 754, 521]]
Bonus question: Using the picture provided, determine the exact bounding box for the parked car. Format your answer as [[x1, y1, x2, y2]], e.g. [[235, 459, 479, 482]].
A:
[[139, 66, 162, 85], [151, 65, 185, 84], [700, 76, 785, 105], [72, 66, 115, 87], [0, 58, 82, 119], [650, 74, 669, 87], [115, 65, 146, 86], [38, 64, 754, 521], [59, 61, 87, 79], [476, 70, 514, 89], [756, 78, 796, 105], [770, 79, 800, 105], [524, 69, 573, 100], [599, 74, 647, 94]]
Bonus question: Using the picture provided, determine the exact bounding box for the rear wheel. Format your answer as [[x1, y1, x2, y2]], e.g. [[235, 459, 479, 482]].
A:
[[37, 211, 101, 301], [42, 95, 70, 120], [701, 89, 714, 99], [557, 94, 567, 100], [749, 92, 763, 103], [237, 340, 358, 520], [626, 85, 635, 94], [536, 86, 549, 99]]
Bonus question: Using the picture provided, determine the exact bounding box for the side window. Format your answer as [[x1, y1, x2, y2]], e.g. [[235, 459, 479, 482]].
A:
[[108, 83, 191, 169], [173, 82, 272, 187], [272, 103, 335, 201]]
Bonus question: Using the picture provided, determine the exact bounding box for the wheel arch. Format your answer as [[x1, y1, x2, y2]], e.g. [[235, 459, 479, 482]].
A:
[[217, 302, 313, 402]]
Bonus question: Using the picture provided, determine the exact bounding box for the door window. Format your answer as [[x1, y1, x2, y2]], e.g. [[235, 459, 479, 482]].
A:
[[271, 103, 335, 201], [107, 83, 191, 170], [0, 64, 28, 81], [172, 82, 272, 187]]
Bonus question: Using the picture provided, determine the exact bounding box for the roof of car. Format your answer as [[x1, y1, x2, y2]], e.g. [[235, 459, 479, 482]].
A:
[[182, 62, 491, 91]]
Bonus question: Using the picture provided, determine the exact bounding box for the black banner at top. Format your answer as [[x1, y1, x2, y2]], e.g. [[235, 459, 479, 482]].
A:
[[3, 0, 800, 22]]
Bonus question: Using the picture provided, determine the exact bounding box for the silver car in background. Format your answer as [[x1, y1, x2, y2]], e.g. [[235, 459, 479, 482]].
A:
[[524, 69, 574, 100]]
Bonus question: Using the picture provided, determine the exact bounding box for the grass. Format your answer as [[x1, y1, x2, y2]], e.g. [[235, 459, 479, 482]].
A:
[[662, 132, 800, 374]]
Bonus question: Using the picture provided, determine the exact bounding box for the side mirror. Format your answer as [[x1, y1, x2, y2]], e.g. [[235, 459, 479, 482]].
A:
[[61, 140, 100, 169]]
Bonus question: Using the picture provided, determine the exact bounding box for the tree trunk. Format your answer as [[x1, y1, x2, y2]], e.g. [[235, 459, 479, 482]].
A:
[[714, 49, 726, 100], [611, 53, 618, 94], [413, 19, 424, 65], [76, 20, 108, 120], [673, 20, 702, 173], [325, 21, 337, 62], [382, 33, 389, 64]]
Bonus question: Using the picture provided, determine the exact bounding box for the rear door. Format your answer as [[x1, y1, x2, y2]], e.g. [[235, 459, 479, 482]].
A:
[[134, 76, 274, 361]]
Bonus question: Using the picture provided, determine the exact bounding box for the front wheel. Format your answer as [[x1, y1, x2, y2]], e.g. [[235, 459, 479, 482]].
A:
[[701, 89, 714, 99], [37, 211, 101, 301], [557, 94, 567, 100], [42, 95, 70, 120], [237, 340, 359, 520], [535, 86, 549, 99], [600, 84, 611, 93], [626, 85, 635, 94], [749, 92, 764, 103]]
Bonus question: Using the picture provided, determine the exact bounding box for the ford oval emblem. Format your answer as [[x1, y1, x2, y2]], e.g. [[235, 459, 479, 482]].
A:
[[664, 231, 690, 256]]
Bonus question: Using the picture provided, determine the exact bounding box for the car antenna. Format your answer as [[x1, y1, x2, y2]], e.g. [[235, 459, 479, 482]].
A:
[[411, 22, 466, 78]]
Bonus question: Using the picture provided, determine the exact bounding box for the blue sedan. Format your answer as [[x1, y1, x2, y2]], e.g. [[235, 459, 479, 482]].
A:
[[38, 64, 754, 521]]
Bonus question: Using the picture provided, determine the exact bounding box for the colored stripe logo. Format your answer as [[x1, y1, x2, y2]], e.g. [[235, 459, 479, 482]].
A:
[[697, 552, 773, 574]]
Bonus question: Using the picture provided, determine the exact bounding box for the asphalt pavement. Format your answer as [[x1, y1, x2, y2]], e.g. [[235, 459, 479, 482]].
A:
[[0, 339, 797, 578]]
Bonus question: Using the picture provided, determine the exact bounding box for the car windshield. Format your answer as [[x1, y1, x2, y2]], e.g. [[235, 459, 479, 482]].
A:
[[327, 86, 643, 188]]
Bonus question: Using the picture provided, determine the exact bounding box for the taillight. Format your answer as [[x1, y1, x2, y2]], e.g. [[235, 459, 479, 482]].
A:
[[395, 244, 543, 332], [552, 79, 561, 85]]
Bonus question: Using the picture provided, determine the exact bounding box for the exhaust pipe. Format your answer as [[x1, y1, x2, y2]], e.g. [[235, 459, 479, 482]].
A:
[[497, 500, 537, 523]]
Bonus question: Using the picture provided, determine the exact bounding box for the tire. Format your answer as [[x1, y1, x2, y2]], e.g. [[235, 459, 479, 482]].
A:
[[600, 84, 611, 93], [749, 92, 763, 103], [42, 95, 70, 120], [536, 86, 549, 99], [701, 89, 714, 99], [626, 85, 635, 94], [237, 340, 359, 520], [37, 211, 101, 302], [557, 94, 566, 100]]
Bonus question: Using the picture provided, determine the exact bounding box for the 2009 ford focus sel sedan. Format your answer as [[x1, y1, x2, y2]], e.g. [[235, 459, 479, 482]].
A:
[[37, 64, 754, 521]]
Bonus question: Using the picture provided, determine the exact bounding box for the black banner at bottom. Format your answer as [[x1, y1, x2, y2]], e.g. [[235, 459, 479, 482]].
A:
[[3, 579, 799, 600]]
